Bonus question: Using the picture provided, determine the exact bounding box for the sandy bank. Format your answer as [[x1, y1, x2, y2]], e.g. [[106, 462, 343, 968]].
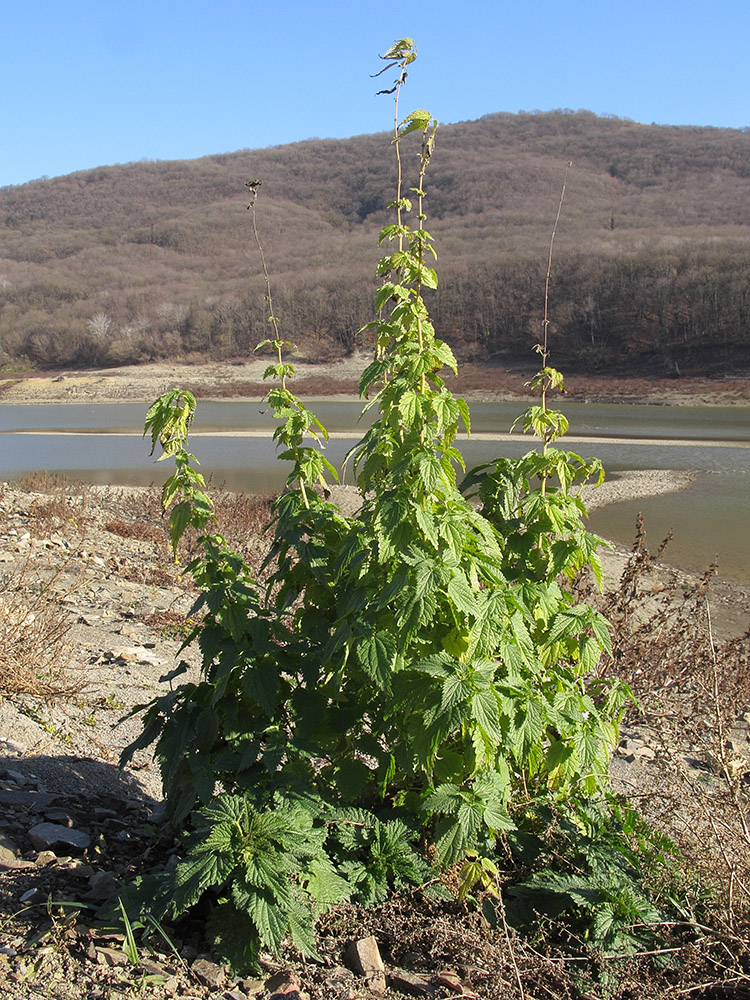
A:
[[2, 358, 750, 406]]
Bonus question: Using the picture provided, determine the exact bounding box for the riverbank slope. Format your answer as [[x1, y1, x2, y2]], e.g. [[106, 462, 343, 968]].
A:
[[2, 358, 750, 406]]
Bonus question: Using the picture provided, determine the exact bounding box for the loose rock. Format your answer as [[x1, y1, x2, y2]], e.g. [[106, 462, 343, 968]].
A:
[[27, 821, 91, 852], [344, 936, 387, 993]]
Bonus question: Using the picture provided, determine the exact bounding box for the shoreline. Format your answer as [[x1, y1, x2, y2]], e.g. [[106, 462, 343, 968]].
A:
[[1, 357, 750, 407]]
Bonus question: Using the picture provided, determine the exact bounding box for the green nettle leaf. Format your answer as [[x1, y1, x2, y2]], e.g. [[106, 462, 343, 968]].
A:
[[305, 857, 352, 909], [434, 816, 469, 867], [546, 739, 576, 788], [412, 506, 438, 548], [440, 671, 471, 711], [447, 573, 477, 618], [355, 631, 398, 689], [471, 687, 501, 743], [240, 661, 279, 718], [398, 390, 421, 427], [246, 891, 289, 953], [169, 501, 192, 553], [333, 759, 371, 801]]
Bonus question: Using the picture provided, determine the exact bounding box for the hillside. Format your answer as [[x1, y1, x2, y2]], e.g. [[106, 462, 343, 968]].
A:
[[2, 111, 750, 376]]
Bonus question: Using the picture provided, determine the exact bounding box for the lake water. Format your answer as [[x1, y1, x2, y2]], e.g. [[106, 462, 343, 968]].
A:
[[1, 400, 748, 584]]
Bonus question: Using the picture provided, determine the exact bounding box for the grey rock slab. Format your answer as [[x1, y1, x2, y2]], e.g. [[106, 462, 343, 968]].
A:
[[27, 822, 91, 852], [265, 971, 301, 993], [43, 809, 75, 825], [87, 871, 119, 900], [108, 646, 163, 666], [3, 769, 28, 786], [96, 946, 128, 967], [0, 789, 58, 810]]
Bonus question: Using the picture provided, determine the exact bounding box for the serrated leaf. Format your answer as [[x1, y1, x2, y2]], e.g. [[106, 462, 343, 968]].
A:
[[434, 816, 468, 867], [424, 783, 463, 814], [441, 672, 471, 711], [245, 891, 288, 953], [471, 688, 501, 743], [398, 390, 421, 427], [305, 857, 352, 909], [241, 660, 279, 718], [591, 614, 613, 656], [169, 501, 192, 552], [483, 798, 515, 833], [286, 898, 321, 958], [456, 396, 471, 435], [414, 506, 439, 547], [447, 573, 477, 617], [355, 631, 397, 689], [546, 739, 575, 788]]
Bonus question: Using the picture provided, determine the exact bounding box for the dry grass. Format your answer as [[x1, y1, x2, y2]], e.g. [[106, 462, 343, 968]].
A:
[[0, 476, 94, 700], [0, 554, 82, 700], [581, 516, 750, 971]]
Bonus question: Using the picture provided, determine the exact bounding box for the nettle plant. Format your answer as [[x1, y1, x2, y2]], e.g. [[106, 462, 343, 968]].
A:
[[123, 40, 630, 968]]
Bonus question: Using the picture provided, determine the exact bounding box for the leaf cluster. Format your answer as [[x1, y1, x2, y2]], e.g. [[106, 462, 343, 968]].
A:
[[501, 795, 692, 958]]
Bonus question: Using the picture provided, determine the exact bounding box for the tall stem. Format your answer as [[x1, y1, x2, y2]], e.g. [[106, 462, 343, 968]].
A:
[[539, 161, 571, 495]]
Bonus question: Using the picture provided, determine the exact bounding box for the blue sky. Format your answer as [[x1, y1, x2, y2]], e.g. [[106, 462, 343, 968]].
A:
[[2, 0, 748, 189]]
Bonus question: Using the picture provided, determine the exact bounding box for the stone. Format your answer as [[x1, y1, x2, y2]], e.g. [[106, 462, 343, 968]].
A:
[[34, 850, 57, 867], [327, 966, 354, 983], [0, 857, 34, 871], [63, 861, 95, 876], [27, 822, 91, 852], [109, 646, 163, 667], [435, 971, 464, 993], [238, 977, 266, 995], [436, 972, 477, 998], [0, 789, 58, 811], [20, 888, 46, 904], [138, 959, 171, 978], [387, 970, 434, 996], [344, 936, 387, 993], [87, 871, 119, 900], [192, 958, 226, 989], [44, 809, 74, 826], [96, 946, 128, 967], [4, 769, 28, 786], [0, 832, 20, 861], [265, 971, 300, 993]]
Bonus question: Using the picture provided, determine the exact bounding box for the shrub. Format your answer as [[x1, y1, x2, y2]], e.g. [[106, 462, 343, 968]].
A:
[[123, 39, 631, 970]]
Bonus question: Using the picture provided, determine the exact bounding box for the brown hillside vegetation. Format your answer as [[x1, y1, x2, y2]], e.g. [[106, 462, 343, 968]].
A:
[[1, 110, 750, 375]]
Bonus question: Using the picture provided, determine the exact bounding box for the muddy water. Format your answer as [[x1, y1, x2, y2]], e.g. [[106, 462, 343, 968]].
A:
[[1, 401, 748, 583]]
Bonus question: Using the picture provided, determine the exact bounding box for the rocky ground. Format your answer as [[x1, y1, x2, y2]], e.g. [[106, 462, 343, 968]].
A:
[[1, 474, 750, 1000]]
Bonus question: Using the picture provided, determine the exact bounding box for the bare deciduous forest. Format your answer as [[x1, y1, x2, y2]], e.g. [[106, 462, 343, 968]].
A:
[[1, 109, 750, 376]]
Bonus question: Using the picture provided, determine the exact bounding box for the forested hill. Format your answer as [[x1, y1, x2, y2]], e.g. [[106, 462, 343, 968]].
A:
[[2, 110, 750, 376]]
